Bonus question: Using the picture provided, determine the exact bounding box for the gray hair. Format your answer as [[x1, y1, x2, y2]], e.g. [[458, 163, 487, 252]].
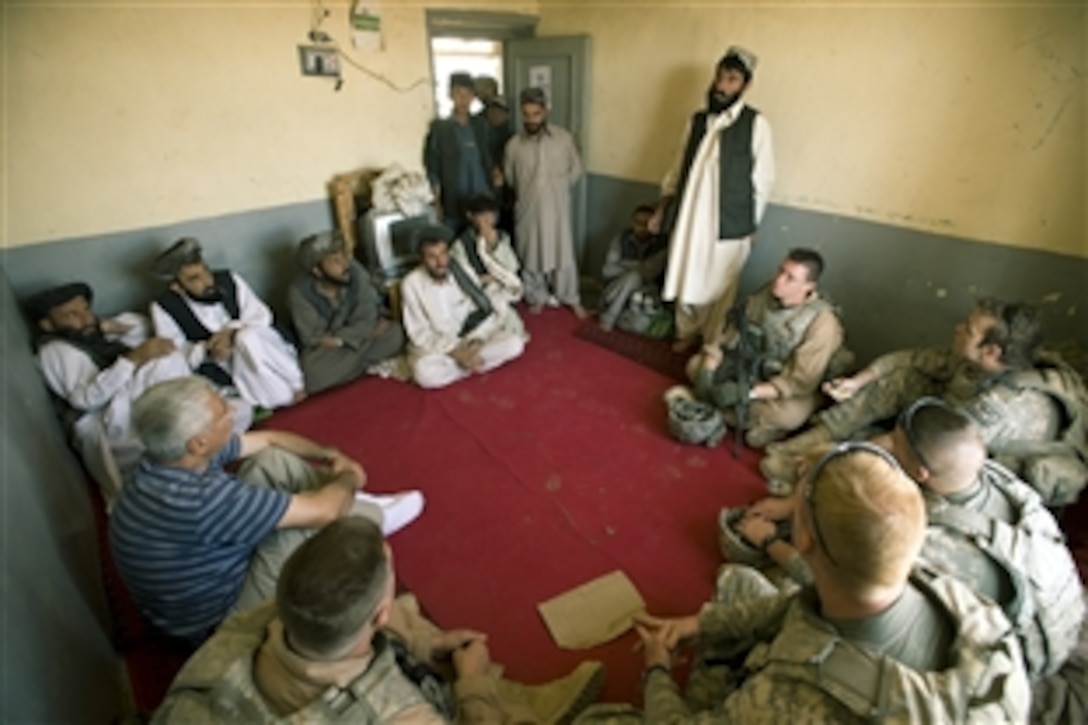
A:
[[132, 376, 217, 462]]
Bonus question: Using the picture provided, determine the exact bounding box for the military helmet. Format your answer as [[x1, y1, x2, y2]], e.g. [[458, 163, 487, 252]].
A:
[[664, 386, 727, 447], [717, 507, 772, 566]]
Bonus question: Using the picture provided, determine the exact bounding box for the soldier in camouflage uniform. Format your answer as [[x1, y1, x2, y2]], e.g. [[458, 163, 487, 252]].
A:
[[886, 399, 1087, 714], [577, 443, 1031, 723], [683, 248, 848, 448], [761, 298, 1087, 505], [155, 517, 604, 723], [720, 399, 1087, 720]]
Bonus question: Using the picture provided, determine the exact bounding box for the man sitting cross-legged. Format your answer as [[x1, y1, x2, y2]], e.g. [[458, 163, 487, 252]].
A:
[[760, 297, 1087, 505], [597, 203, 668, 333], [155, 516, 605, 723], [401, 224, 526, 389], [150, 237, 307, 410], [579, 443, 1030, 723], [680, 248, 848, 448], [288, 230, 406, 394], [109, 376, 424, 643], [25, 282, 250, 508]]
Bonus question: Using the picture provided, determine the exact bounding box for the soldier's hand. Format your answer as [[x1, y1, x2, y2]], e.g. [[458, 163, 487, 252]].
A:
[[823, 374, 865, 402], [747, 497, 795, 522], [453, 639, 491, 679], [632, 612, 698, 650], [634, 620, 678, 669], [701, 344, 724, 370], [735, 515, 776, 548], [432, 629, 487, 658]]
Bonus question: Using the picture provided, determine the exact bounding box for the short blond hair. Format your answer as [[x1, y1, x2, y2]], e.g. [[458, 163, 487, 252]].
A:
[[802, 443, 925, 594]]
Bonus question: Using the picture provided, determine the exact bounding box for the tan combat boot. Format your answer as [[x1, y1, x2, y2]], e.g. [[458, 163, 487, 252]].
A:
[[496, 661, 605, 724]]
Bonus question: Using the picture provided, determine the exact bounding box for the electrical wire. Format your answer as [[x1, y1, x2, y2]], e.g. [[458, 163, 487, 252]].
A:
[[307, 0, 430, 93]]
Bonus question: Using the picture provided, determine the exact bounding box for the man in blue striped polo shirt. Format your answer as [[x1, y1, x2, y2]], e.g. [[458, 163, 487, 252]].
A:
[[109, 376, 424, 643]]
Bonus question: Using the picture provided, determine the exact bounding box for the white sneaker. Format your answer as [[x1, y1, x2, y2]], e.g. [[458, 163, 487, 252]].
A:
[[355, 490, 425, 536], [546, 295, 561, 308]]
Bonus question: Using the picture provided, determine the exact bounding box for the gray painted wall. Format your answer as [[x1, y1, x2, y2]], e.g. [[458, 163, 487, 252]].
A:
[[2, 198, 337, 324], [0, 269, 122, 721], [585, 174, 1088, 364], [4, 177, 1085, 365]]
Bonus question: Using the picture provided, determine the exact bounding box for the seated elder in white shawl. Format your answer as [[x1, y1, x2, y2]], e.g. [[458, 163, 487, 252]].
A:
[[149, 237, 305, 410], [27, 282, 239, 507]]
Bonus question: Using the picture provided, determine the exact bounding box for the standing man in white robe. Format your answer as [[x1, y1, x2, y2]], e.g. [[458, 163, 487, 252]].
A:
[[401, 225, 526, 389], [504, 87, 587, 318], [27, 282, 193, 507], [150, 237, 306, 410], [651, 46, 776, 353]]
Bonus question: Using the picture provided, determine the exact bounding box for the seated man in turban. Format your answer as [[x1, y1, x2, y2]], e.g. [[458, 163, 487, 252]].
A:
[[288, 230, 405, 393], [150, 237, 306, 410]]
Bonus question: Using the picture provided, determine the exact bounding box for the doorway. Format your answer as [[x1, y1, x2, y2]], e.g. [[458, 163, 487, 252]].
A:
[[425, 9, 536, 115]]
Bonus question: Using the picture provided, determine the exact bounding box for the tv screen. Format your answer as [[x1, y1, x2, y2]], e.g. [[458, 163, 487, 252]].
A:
[[358, 210, 434, 280]]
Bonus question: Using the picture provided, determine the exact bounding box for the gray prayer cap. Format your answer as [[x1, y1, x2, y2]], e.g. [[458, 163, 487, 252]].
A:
[[297, 230, 346, 271], [153, 237, 204, 280], [721, 45, 758, 75]]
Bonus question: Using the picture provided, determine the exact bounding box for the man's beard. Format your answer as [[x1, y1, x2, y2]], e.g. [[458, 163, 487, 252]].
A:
[[523, 121, 545, 135], [706, 87, 740, 114], [318, 269, 351, 287], [57, 321, 105, 343], [188, 286, 225, 304], [426, 267, 449, 281]]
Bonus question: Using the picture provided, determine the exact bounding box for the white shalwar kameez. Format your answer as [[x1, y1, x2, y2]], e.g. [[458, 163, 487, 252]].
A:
[[661, 99, 775, 344], [150, 272, 304, 408], [400, 261, 526, 389], [38, 313, 190, 508]]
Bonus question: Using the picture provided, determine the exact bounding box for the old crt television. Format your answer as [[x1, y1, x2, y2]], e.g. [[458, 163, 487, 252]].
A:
[[358, 210, 435, 280]]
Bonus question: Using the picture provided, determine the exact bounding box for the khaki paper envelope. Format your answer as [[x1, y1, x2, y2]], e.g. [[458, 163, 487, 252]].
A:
[[537, 570, 646, 649]]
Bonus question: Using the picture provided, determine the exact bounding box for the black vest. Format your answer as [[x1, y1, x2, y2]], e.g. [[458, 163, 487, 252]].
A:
[[155, 270, 240, 341], [673, 105, 758, 240]]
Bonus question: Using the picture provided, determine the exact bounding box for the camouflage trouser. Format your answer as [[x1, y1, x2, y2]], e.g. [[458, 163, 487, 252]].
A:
[[575, 566, 782, 723], [1031, 592, 1088, 724], [818, 367, 942, 439], [231, 448, 382, 612]]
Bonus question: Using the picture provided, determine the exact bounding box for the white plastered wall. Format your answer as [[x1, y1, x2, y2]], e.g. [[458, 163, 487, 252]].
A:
[[537, 0, 1086, 258], [2, 0, 537, 249]]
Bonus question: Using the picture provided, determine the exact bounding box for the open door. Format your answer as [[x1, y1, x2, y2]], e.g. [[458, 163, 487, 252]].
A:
[[504, 36, 591, 265]]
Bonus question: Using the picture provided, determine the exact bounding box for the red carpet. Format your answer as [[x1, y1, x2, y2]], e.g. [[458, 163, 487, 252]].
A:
[[269, 308, 767, 704], [105, 307, 1088, 712], [573, 318, 690, 383]]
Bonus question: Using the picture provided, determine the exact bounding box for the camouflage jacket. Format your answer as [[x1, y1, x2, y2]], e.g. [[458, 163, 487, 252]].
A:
[[154, 601, 506, 724], [921, 460, 1086, 678], [642, 570, 1031, 723], [727, 286, 847, 399]]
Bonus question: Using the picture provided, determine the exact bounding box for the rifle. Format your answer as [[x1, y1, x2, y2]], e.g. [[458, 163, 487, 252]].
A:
[[729, 298, 763, 458]]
